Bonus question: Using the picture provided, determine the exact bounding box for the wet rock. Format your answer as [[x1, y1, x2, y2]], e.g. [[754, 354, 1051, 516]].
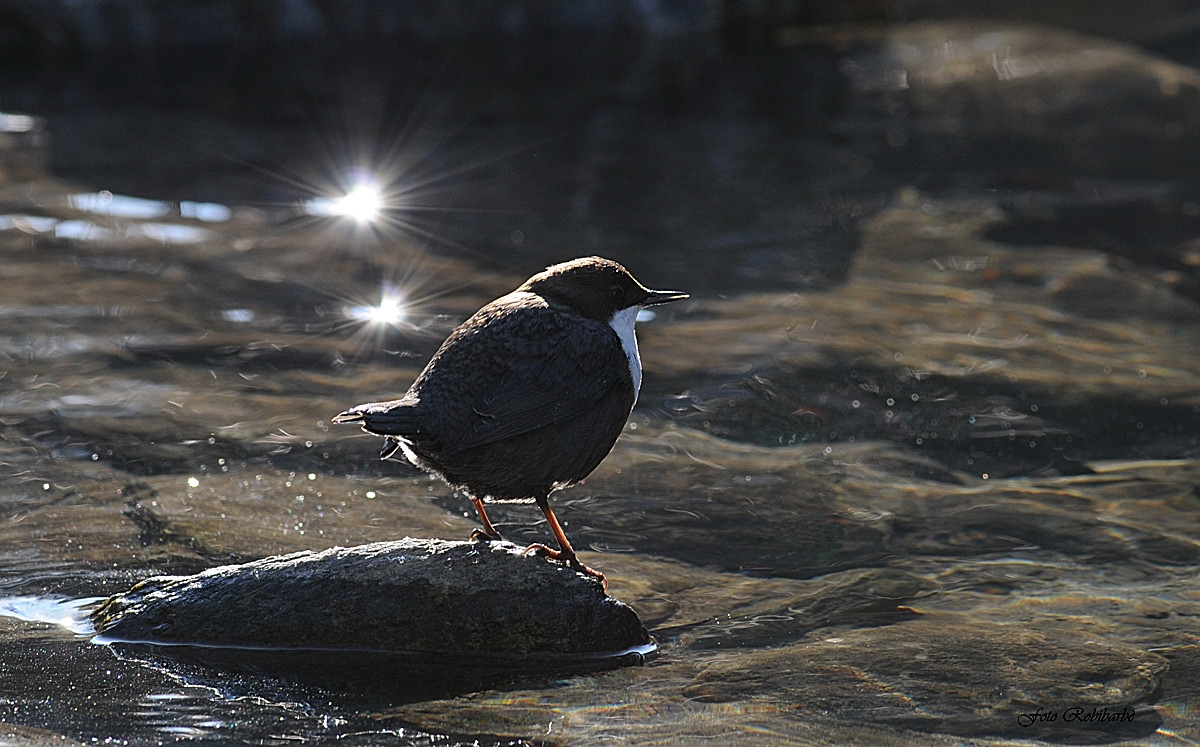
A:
[[685, 615, 1167, 740], [92, 538, 653, 664]]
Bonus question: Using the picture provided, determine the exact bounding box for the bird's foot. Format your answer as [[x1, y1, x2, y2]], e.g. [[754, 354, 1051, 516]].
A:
[[524, 543, 607, 589], [470, 527, 503, 543]]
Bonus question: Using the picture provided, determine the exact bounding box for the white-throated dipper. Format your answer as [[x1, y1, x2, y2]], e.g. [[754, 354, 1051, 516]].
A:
[[333, 256, 687, 587]]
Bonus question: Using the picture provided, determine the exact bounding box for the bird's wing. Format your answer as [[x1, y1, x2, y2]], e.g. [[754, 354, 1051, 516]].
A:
[[439, 312, 629, 455]]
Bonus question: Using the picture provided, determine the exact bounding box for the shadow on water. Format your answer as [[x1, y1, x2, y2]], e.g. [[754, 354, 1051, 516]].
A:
[[104, 641, 656, 708]]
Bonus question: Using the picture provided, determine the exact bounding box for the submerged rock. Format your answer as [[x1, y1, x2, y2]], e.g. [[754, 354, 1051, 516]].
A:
[[685, 615, 1167, 740], [91, 538, 653, 666], [833, 21, 1200, 178]]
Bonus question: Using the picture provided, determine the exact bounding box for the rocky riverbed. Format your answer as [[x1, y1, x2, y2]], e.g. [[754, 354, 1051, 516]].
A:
[[1, 9, 1199, 746]]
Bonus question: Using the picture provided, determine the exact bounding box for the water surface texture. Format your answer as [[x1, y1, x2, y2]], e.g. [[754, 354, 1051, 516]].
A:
[[2, 12, 1200, 746]]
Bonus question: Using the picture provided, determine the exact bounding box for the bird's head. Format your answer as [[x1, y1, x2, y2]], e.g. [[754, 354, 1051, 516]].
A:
[[519, 256, 688, 322]]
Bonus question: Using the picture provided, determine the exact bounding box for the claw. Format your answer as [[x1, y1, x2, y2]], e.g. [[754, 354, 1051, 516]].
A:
[[469, 496, 503, 543], [524, 543, 607, 589], [470, 527, 502, 542]]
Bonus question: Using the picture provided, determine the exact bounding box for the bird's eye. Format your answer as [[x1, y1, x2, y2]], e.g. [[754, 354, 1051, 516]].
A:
[[609, 285, 622, 299]]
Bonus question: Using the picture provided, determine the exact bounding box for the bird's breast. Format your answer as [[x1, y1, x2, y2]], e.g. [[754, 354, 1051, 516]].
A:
[[607, 305, 642, 403]]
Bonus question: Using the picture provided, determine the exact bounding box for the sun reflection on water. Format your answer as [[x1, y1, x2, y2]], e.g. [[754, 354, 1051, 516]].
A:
[[347, 288, 407, 326], [337, 182, 384, 224], [303, 173, 387, 225], [311, 272, 451, 360], [0, 595, 103, 635]]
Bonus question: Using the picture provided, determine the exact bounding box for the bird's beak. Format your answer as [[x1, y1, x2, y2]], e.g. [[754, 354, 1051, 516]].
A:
[[644, 288, 689, 306]]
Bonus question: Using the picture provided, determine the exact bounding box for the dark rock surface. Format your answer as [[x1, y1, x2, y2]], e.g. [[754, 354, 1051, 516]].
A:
[[91, 538, 653, 664]]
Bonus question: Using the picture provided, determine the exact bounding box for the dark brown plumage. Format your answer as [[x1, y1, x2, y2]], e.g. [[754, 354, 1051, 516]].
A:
[[333, 257, 687, 586]]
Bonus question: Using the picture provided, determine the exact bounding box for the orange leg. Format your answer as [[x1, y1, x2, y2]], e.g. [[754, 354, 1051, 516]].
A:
[[524, 494, 607, 589], [469, 496, 503, 541]]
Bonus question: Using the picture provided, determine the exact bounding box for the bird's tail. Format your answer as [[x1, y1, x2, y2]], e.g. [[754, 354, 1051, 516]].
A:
[[331, 401, 421, 437], [333, 401, 423, 461]]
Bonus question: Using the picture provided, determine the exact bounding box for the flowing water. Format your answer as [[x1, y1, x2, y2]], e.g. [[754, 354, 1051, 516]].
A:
[[2, 22, 1200, 746]]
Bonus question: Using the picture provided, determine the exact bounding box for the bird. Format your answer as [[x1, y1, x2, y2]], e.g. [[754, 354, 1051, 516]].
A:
[[332, 256, 687, 587]]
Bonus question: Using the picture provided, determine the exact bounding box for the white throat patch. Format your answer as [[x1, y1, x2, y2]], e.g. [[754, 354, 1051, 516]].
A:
[[608, 305, 642, 403]]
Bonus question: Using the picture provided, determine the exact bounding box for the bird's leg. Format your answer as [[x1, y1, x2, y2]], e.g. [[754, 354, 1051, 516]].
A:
[[524, 494, 607, 589], [468, 495, 503, 542]]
